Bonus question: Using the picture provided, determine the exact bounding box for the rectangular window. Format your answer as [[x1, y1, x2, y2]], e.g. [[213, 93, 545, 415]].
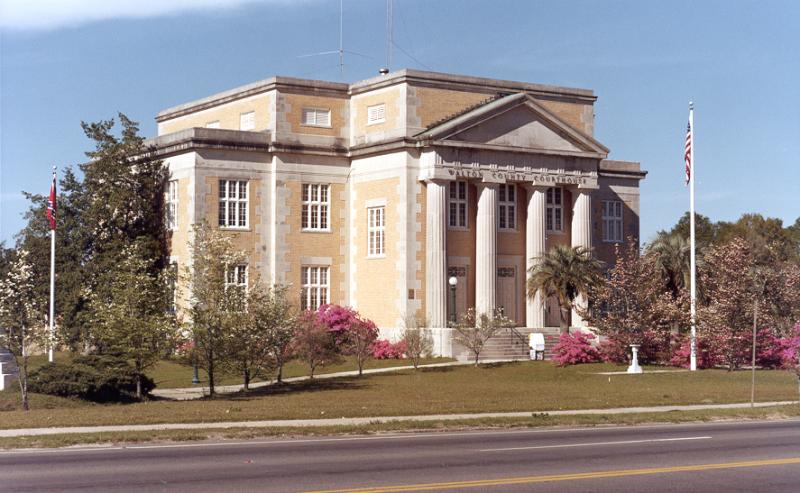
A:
[[368, 206, 385, 257], [225, 264, 248, 290], [239, 111, 255, 131], [301, 107, 331, 127], [301, 184, 330, 231], [367, 103, 386, 125], [602, 200, 624, 243], [166, 180, 178, 231], [546, 187, 563, 233], [218, 180, 248, 228], [205, 121, 220, 129], [448, 180, 468, 228], [301, 266, 329, 311], [497, 184, 516, 231]]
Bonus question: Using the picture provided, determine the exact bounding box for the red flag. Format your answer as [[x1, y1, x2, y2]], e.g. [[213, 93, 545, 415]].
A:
[[46, 173, 56, 230]]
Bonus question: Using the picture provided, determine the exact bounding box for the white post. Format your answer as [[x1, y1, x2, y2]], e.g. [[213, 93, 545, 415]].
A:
[[689, 103, 697, 372], [425, 180, 448, 328], [525, 185, 547, 328], [48, 214, 56, 363]]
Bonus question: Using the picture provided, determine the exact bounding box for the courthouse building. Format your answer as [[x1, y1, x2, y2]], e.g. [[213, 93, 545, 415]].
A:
[[152, 69, 645, 355]]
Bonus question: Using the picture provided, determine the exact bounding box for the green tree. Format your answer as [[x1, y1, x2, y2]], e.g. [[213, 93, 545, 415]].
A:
[[86, 241, 176, 399], [645, 232, 690, 298], [0, 250, 48, 411], [228, 283, 296, 390], [185, 223, 246, 396], [453, 308, 513, 366], [526, 245, 603, 333], [79, 114, 169, 345]]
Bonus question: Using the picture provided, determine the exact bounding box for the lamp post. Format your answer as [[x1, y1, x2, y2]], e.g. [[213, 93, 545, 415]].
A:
[[448, 276, 458, 326]]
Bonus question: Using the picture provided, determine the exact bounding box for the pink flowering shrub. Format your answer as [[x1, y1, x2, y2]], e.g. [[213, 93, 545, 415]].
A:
[[669, 334, 719, 369], [371, 339, 407, 359], [757, 324, 800, 369], [317, 304, 360, 339], [552, 331, 601, 366], [597, 338, 628, 364]]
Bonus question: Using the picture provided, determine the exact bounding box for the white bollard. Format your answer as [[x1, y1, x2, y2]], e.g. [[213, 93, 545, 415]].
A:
[[627, 344, 643, 374]]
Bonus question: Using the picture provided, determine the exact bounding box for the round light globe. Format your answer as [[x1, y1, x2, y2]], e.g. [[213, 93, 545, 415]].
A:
[[448, 276, 458, 286]]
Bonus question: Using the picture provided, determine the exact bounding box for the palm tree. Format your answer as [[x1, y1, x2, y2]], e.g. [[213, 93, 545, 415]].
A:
[[645, 232, 690, 299], [527, 245, 603, 333]]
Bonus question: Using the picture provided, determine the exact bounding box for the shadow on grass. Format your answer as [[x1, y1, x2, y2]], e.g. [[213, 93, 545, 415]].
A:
[[214, 377, 370, 401]]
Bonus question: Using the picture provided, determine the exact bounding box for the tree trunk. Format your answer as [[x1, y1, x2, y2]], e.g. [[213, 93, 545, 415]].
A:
[[243, 369, 250, 391], [136, 373, 142, 400], [559, 306, 570, 334], [207, 355, 215, 397], [276, 361, 283, 384], [20, 354, 29, 412], [358, 357, 364, 377], [474, 351, 480, 367]]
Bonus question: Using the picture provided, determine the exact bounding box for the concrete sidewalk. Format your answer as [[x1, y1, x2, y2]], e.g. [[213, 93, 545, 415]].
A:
[[152, 360, 516, 400], [1, 401, 796, 438]]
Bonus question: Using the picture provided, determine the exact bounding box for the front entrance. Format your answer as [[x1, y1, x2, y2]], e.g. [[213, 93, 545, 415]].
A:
[[496, 266, 517, 323]]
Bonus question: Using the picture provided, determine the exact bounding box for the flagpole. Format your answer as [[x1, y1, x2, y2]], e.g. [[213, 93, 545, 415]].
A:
[[689, 103, 697, 372], [48, 166, 56, 363]]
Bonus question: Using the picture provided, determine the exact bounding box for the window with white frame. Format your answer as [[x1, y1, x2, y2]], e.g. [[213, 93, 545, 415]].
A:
[[448, 181, 468, 228], [239, 111, 255, 130], [225, 264, 248, 290], [301, 266, 329, 311], [546, 187, 563, 233], [602, 200, 624, 243], [302, 108, 331, 127], [205, 121, 220, 129], [166, 180, 178, 231], [218, 180, 248, 228], [367, 103, 386, 125], [367, 206, 385, 256], [301, 184, 330, 230], [498, 184, 516, 230]]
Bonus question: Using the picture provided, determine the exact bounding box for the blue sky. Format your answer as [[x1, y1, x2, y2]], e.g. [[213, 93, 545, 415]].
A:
[[1, 0, 798, 244]]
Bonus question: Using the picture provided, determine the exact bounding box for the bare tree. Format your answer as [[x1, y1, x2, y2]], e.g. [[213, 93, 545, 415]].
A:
[[401, 314, 433, 369], [453, 308, 513, 366]]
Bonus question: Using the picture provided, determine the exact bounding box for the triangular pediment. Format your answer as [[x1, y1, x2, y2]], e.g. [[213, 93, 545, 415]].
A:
[[415, 93, 608, 158]]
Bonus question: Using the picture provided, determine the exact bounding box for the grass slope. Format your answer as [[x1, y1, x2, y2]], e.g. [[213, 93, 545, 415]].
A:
[[1, 362, 798, 430]]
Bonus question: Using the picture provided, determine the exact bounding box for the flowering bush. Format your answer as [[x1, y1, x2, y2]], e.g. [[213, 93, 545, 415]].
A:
[[315, 304, 380, 375], [371, 339, 407, 359], [757, 324, 800, 369], [669, 334, 720, 369], [597, 338, 628, 364], [552, 331, 601, 366]]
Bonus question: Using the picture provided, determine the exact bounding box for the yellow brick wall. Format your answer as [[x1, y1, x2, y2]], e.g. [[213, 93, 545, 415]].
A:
[[537, 99, 592, 136], [159, 92, 272, 135], [352, 87, 403, 137], [283, 180, 347, 306], [353, 177, 400, 327], [284, 93, 347, 137], [415, 87, 489, 128]]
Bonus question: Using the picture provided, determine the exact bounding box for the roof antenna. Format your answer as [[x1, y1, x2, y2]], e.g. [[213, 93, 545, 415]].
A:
[[386, 0, 393, 72], [297, 0, 371, 80]]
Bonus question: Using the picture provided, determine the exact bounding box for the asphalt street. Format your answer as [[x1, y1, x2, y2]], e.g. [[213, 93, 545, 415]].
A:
[[2, 420, 800, 492]]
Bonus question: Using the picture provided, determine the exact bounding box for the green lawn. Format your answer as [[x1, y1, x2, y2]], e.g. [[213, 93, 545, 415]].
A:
[[149, 356, 452, 389], [1, 361, 798, 430]]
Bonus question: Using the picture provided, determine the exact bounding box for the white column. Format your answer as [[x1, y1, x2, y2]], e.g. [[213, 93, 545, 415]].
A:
[[475, 182, 497, 316], [425, 180, 448, 328], [571, 189, 592, 328], [525, 185, 547, 328]]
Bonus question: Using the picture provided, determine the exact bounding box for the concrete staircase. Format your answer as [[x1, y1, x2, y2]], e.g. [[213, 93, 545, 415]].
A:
[[0, 347, 18, 391], [457, 327, 562, 362]]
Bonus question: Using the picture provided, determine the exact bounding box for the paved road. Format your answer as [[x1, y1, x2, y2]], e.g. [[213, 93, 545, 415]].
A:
[[2, 420, 800, 492]]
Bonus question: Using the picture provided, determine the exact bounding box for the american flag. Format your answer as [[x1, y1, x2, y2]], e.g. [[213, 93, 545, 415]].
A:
[[46, 172, 56, 230], [684, 120, 692, 185]]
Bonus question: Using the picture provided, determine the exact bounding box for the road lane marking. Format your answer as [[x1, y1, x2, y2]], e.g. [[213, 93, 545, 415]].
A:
[[301, 456, 800, 493], [479, 435, 712, 452]]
